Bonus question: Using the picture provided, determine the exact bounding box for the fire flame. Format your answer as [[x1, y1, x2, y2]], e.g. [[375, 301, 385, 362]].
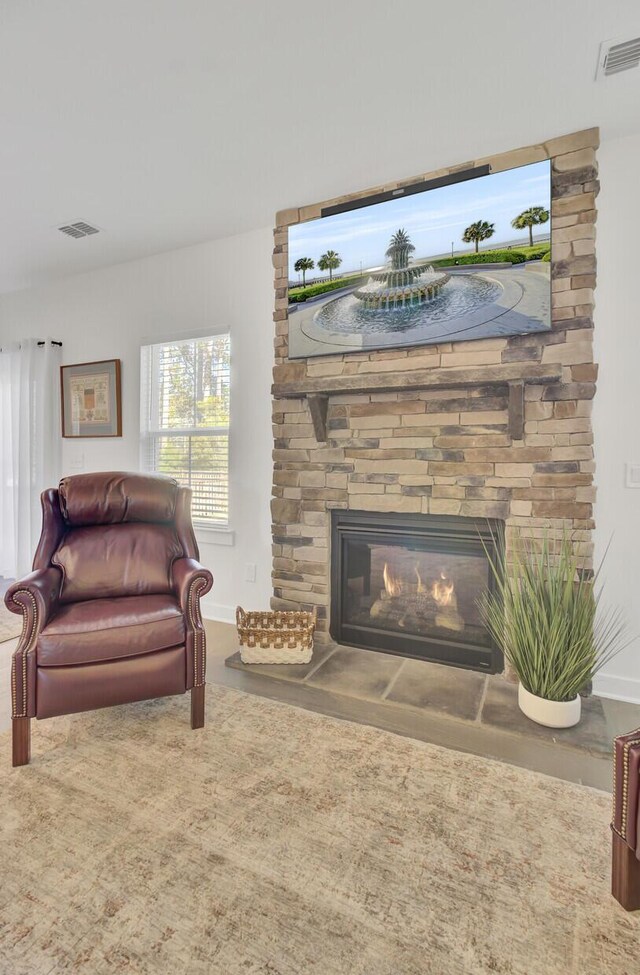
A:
[[431, 571, 455, 607], [383, 562, 403, 597], [415, 564, 426, 593]]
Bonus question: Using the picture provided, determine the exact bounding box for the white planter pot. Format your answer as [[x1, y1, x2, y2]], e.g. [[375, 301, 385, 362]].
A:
[[517, 684, 581, 729]]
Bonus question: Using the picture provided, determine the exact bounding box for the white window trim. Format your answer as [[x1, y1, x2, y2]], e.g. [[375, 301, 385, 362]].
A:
[[140, 325, 230, 347], [140, 331, 231, 529], [194, 524, 235, 547]]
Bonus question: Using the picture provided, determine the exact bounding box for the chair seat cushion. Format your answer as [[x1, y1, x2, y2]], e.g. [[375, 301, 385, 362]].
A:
[[37, 595, 186, 667]]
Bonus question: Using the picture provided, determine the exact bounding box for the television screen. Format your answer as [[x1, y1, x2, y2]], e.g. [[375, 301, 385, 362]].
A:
[[287, 160, 551, 359]]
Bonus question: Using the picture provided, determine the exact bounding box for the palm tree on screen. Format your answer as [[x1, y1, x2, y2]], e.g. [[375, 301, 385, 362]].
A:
[[318, 250, 342, 281], [462, 220, 495, 253], [294, 257, 315, 288], [511, 206, 550, 248]]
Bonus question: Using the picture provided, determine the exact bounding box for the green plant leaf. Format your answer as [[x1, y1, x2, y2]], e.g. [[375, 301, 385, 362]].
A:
[[479, 528, 633, 702]]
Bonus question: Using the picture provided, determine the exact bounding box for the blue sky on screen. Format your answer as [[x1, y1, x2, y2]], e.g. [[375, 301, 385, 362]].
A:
[[289, 160, 550, 277]]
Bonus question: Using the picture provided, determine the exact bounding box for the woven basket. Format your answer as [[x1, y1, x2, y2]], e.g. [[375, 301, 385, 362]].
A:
[[236, 606, 316, 664]]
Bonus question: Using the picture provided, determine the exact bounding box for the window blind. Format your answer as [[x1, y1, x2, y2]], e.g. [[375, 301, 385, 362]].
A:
[[140, 334, 230, 525]]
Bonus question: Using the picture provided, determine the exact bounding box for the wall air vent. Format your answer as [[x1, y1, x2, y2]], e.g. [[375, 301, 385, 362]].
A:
[[596, 35, 640, 78], [58, 221, 101, 239]]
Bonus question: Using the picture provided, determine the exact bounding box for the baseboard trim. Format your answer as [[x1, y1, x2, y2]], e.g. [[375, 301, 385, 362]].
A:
[[593, 673, 640, 705], [201, 597, 236, 625]]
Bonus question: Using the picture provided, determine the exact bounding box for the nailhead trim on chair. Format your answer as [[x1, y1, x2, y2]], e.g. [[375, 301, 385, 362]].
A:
[[188, 577, 208, 687], [10, 590, 38, 719], [612, 730, 640, 843]]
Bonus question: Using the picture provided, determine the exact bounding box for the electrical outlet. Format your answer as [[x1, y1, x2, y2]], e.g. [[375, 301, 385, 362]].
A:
[[244, 562, 257, 583], [626, 463, 640, 488]]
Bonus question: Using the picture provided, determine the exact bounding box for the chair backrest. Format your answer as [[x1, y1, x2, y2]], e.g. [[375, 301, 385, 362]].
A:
[[47, 472, 195, 603]]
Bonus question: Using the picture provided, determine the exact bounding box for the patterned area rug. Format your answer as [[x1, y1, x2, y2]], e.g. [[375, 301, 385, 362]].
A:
[[0, 602, 21, 644], [1, 685, 638, 974]]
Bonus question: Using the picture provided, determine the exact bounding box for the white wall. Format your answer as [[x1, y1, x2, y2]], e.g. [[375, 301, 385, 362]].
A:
[[592, 131, 640, 703], [0, 228, 274, 622]]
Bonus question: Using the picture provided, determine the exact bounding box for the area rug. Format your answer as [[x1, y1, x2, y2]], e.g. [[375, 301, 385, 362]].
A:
[[0, 603, 21, 644], [1, 686, 638, 975]]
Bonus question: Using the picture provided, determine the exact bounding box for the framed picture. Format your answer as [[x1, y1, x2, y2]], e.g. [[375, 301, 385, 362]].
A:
[[60, 359, 122, 438]]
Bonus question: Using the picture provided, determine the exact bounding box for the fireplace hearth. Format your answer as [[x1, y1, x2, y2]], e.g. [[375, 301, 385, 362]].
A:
[[330, 511, 503, 673]]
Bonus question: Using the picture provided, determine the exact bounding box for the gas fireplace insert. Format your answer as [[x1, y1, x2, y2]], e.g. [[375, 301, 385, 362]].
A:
[[330, 510, 504, 673]]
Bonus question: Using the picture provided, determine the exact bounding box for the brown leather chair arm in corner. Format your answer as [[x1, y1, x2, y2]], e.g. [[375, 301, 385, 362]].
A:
[[612, 727, 640, 856], [5, 567, 63, 718], [171, 558, 213, 688], [171, 557, 214, 612]]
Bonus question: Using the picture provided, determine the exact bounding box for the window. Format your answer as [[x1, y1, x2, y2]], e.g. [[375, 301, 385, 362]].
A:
[[141, 333, 230, 526]]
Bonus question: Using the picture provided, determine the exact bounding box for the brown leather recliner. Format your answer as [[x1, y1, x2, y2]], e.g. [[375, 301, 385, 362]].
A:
[[612, 727, 640, 910], [5, 472, 213, 767]]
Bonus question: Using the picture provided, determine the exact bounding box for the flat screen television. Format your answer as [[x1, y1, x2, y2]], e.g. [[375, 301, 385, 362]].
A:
[[287, 159, 551, 359]]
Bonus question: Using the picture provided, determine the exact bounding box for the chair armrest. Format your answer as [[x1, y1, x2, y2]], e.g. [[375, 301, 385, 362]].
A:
[[612, 727, 640, 855], [5, 567, 63, 718], [5, 567, 62, 629], [171, 558, 213, 688], [171, 558, 213, 617]]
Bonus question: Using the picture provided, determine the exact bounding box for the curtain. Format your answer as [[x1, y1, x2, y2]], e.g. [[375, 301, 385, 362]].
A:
[[0, 339, 62, 579]]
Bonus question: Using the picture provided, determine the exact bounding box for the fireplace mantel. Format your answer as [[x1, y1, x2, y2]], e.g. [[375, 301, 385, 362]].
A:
[[272, 362, 563, 442]]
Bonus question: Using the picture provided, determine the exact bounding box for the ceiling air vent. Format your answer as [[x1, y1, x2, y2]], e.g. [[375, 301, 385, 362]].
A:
[[58, 221, 101, 239], [596, 35, 640, 78]]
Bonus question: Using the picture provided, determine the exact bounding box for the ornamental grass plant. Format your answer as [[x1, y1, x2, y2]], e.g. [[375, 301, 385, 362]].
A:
[[481, 531, 630, 703]]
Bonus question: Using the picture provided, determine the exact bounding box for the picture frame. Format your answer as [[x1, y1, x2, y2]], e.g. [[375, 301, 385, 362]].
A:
[[60, 358, 122, 438]]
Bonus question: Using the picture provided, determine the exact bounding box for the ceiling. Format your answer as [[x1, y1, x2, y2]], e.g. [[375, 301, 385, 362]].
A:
[[0, 0, 639, 294]]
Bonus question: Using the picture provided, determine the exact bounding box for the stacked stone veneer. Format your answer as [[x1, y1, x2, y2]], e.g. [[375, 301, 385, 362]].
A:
[[271, 129, 599, 656]]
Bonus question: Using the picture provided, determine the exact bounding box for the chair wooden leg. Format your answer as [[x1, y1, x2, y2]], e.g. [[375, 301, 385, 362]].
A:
[[191, 684, 205, 730], [12, 717, 31, 767], [612, 829, 640, 911]]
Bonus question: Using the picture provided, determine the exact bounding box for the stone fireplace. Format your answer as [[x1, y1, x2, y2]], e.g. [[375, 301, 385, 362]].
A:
[[270, 128, 598, 676], [330, 510, 503, 672]]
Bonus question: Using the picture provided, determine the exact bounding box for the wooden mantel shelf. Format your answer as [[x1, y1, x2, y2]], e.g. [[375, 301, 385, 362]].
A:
[[272, 362, 563, 443], [272, 362, 562, 399]]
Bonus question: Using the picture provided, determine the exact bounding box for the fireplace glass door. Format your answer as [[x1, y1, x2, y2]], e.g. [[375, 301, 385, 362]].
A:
[[331, 511, 503, 672]]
